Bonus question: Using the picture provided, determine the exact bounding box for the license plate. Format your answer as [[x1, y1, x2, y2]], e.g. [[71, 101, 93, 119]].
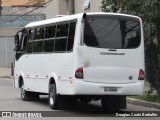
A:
[[104, 87, 117, 92]]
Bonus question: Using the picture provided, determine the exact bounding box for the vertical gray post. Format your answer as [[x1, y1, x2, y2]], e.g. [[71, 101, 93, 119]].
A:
[[11, 63, 13, 76], [5, 37, 8, 67]]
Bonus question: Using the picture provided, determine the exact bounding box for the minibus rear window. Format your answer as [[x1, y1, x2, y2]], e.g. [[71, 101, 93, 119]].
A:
[[84, 15, 141, 49]]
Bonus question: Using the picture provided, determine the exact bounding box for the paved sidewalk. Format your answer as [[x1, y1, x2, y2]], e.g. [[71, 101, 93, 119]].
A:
[[0, 67, 11, 78]]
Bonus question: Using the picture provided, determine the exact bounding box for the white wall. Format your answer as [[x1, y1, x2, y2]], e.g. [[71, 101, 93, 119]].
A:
[[0, 37, 15, 67], [0, 28, 22, 37]]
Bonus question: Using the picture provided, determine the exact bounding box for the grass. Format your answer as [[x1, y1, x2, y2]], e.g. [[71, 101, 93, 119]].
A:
[[129, 95, 160, 104]]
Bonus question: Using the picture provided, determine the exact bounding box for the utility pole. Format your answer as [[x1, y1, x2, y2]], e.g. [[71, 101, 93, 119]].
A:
[[0, 0, 2, 15]]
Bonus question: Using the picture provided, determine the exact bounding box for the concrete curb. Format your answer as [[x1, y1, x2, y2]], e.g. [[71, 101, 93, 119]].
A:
[[127, 98, 160, 109]]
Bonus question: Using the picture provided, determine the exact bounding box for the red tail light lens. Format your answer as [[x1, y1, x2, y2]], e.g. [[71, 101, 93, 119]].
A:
[[138, 69, 145, 80], [75, 68, 83, 79]]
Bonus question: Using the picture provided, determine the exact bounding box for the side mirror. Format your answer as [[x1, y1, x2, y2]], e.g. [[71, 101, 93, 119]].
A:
[[14, 34, 19, 45], [14, 34, 20, 51]]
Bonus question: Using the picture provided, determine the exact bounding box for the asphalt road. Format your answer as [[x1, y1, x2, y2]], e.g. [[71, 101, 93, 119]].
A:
[[0, 78, 159, 120]]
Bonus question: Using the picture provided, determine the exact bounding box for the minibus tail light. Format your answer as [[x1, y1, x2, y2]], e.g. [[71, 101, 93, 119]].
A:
[[138, 69, 145, 80], [75, 68, 83, 79]]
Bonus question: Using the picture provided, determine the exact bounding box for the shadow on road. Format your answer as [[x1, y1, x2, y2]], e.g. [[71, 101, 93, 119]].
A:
[[29, 95, 122, 117], [36, 95, 103, 111]]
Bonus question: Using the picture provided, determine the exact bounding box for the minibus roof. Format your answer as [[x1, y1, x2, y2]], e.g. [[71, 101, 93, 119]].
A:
[[25, 12, 140, 28]]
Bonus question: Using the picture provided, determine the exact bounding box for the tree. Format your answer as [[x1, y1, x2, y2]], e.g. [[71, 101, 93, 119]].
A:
[[101, 0, 160, 95]]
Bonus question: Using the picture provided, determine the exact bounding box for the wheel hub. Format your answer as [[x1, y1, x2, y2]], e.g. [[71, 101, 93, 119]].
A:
[[49, 88, 55, 105], [21, 88, 25, 98]]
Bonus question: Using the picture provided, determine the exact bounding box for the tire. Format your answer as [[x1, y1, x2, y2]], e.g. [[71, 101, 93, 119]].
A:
[[31, 93, 40, 101], [79, 97, 92, 103], [101, 96, 126, 111], [49, 84, 58, 109], [60, 96, 77, 110], [49, 84, 77, 110], [21, 86, 31, 101], [20, 80, 39, 101]]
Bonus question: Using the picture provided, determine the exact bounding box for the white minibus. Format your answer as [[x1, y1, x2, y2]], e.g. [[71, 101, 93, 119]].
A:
[[13, 13, 145, 110]]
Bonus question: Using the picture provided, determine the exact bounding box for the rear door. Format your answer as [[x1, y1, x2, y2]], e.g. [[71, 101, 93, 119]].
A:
[[82, 14, 144, 84]]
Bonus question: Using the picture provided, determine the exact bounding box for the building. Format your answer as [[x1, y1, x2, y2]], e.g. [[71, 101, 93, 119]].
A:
[[0, 0, 45, 67], [43, 0, 102, 19], [1, 0, 46, 36], [0, 0, 102, 67]]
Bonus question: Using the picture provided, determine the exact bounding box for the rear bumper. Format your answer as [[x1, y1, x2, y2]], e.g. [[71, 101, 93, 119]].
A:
[[73, 80, 144, 95]]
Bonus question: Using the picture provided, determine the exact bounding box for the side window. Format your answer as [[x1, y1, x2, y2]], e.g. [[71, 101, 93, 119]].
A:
[[43, 40, 54, 52], [54, 23, 68, 52], [26, 29, 34, 53], [28, 29, 34, 41], [67, 21, 76, 51], [54, 38, 67, 52], [33, 27, 44, 53], [56, 23, 68, 37], [33, 40, 43, 53], [35, 27, 44, 40], [45, 25, 56, 39], [43, 25, 56, 52]]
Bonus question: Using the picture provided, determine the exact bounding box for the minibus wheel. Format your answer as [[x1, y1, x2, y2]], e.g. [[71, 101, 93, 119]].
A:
[[20, 79, 30, 101], [21, 85, 31, 101], [49, 84, 58, 109], [79, 97, 92, 103], [20, 80, 39, 101], [101, 95, 126, 111]]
